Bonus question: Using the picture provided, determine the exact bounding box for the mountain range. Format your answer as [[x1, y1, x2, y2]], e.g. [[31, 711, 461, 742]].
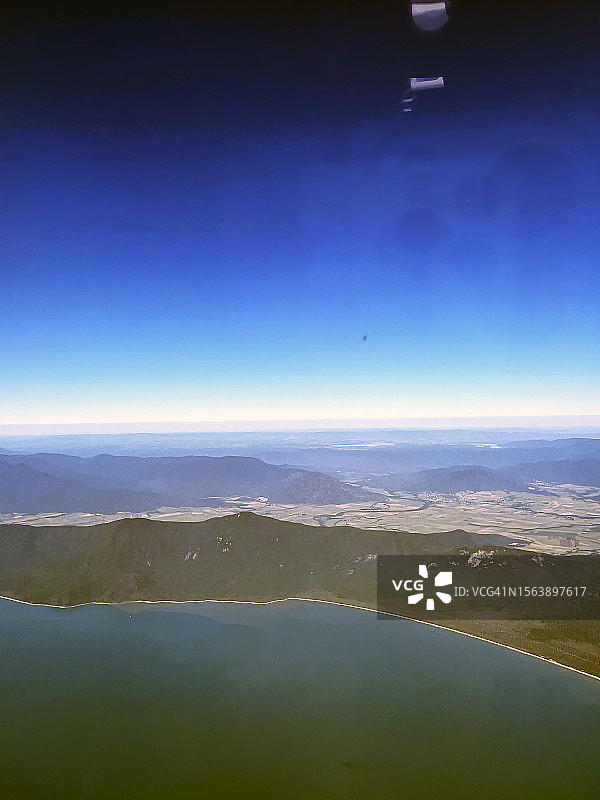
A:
[[2, 444, 600, 515], [0, 454, 374, 514]]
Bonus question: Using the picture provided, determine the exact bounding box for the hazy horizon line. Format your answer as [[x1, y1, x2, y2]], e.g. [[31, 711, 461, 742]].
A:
[[2, 415, 600, 437]]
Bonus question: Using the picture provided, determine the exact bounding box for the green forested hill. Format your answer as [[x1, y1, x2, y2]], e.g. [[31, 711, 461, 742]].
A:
[[0, 512, 498, 607]]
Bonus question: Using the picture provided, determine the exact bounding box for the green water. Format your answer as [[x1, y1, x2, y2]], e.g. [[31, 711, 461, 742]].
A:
[[1, 599, 599, 800]]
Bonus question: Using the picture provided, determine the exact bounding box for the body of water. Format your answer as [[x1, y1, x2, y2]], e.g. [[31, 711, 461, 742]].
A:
[[1, 598, 599, 799]]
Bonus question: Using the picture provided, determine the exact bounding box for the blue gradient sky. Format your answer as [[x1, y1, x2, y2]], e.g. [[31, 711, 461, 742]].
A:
[[2, 3, 599, 427]]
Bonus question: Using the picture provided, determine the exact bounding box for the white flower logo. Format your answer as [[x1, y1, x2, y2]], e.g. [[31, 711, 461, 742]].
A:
[[408, 564, 453, 611]]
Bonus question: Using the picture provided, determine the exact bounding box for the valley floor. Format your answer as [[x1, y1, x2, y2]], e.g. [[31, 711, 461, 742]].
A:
[[5, 483, 600, 554]]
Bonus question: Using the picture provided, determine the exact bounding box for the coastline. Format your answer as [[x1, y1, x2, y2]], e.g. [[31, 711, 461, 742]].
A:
[[1, 592, 599, 685]]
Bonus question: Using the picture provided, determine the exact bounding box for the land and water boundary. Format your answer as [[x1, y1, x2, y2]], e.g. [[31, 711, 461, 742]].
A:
[[2, 511, 599, 680], [2, 592, 599, 684]]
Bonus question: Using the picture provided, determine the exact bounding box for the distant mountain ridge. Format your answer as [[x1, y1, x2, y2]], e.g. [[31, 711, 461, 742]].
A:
[[2, 435, 600, 475], [2, 447, 600, 515], [366, 458, 600, 494], [501, 458, 600, 488], [252, 437, 600, 476], [0, 462, 157, 514], [366, 465, 525, 494], [0, 453, 374, 514]]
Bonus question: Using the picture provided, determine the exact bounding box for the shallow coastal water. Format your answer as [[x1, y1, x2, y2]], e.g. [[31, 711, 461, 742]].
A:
[[1, 598, 599, 800]]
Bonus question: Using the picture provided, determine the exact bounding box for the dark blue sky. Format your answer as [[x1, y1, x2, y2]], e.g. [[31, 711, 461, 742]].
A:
[[2, 1, 599, 427]]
